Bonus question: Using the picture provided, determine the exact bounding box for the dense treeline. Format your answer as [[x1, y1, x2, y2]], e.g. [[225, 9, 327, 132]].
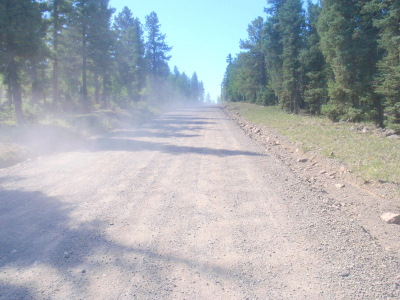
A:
[[223, 0, 400, 131], [0, 0, 205, 123]]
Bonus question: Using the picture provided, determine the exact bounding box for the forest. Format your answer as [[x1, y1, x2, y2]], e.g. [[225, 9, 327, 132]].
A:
[[0, 0, 205, 124], [222, 0, 400, 132]]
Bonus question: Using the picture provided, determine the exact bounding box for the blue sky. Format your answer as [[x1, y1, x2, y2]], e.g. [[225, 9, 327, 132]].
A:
[[109, 0, 266, 101]]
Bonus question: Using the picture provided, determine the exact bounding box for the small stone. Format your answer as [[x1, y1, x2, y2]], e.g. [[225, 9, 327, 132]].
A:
[[388, 135, 400, 140], [82, 269, 86, 273], [63, 252, 70, 258], [340, 270, 350, 277], [384, 129, 396, 136], [297, 158, 307, 163], [320, 170, 327, 175], [335, 183, 345, 189], [380, 212, 400, 225]]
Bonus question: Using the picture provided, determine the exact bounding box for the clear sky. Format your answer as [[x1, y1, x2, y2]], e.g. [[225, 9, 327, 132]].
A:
[[109, 0, 267, 101]]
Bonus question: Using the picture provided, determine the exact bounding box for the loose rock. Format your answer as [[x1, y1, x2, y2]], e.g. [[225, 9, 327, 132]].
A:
[[380, 213, 400, 225]]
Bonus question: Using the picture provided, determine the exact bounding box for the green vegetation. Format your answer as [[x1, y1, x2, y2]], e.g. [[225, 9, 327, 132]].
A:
[[227, 103, 400, 185], [0, 1, 205, 124], [223, 0, 400, 131]]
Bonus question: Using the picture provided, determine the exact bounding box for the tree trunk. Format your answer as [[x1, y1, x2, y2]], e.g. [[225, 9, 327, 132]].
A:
[[82, 25, 89, 112], [41, 65, 47, 105], [31, 63, 40, 104], [7, 78, 13, 107], [102, 74, 110, 109], [52, 0, 59, 106], [375, 95, 384, 128], [9, 57, 24, 123], [94, 72, 100, 104]]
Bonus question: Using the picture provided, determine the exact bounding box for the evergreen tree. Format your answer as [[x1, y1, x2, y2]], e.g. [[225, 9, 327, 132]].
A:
[[145, 11, 172, 78], [113, 7, 145, 102], [0, 0, 45, 122], [240, 17, 269, 104], [46, 0, 73, 105], [300, 0, 327, 115], [198, 81, 205, 102], [69, 0, 96, 111], [365, 0, 400, 128], [190, 72, 200, 102], [317, 0, 360, 120], [354, 0, 384, 126], [144, 11, 172, 102], [88, 0, 115, 107], [264, 0, 285, 103], [278, 0, 305, 113], [27, 38, 50, 105]]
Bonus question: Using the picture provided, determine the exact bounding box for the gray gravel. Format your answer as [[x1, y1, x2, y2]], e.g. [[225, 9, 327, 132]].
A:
[[0, 105, 399, 299]]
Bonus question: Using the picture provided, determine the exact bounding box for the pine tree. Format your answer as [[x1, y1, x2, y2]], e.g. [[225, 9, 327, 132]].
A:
[[278, 0, 305, 113], [46, 0, 73, 106], [88, 0, 115, 107], [240, 17, 268, 104], [70, 0, 96, 111], [145, 12, 172, 78], [365, 0, 400, 129], [113, 7, 145, 102], [354, 0, 384, 126], [0, 0, 45, 123], [198, 81, 205, 102], [264, 0, 285, 103], [317, 0, 359, 120], [300, 0, 327, 115], [190, 72, 200, 102]]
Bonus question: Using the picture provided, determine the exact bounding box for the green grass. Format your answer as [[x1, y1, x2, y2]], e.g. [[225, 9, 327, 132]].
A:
[[226, 102, 400, 185]]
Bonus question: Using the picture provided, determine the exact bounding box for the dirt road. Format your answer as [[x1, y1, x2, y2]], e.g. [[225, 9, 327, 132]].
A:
[[0, 106, 399, 299]]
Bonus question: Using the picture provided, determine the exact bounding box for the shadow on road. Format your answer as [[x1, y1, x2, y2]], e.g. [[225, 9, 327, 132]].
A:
[[91, 137, 263, 157], [84, 112, 264, 157], [0, 184, 244, 298]]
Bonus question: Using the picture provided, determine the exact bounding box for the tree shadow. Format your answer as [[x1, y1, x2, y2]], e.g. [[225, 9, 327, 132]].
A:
[[0, 186, 247, 298], [0, 283, 33, 300], [90, 136, 263, 157]]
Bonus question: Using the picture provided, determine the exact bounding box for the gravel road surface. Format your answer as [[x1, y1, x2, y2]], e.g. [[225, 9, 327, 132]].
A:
[[0, 106, 399, 299]]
